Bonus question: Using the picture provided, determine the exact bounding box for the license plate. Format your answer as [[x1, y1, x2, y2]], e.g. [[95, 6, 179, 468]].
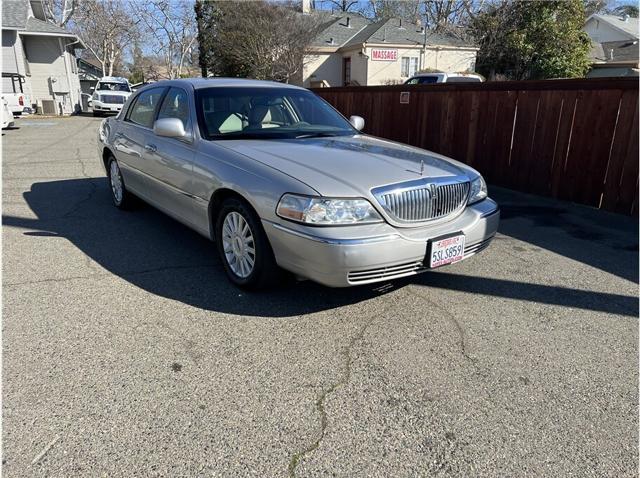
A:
[[428, 233, 465, 268]]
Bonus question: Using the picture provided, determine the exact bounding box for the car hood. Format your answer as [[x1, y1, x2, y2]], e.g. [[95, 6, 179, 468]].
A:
[[219, 135, 478, 197], [96, 90, 130, 97]]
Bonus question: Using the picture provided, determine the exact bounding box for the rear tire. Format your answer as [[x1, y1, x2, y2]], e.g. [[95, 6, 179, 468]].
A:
[[107, 156, 134, 210], [215, 197, 282, 290]]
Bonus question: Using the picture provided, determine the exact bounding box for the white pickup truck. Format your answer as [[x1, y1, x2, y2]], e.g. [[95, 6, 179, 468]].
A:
[[2, 73, 33, 116]]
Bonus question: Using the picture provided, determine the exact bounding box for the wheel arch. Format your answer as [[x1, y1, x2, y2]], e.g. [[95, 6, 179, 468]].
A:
[[208, 188, 260, 241], [102, 146, 114, 174]]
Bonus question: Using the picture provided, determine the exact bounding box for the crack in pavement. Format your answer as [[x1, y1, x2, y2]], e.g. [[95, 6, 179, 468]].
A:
[[63, 148, 100, 220], [408, 286, 487, 378], [287, 301, 394, 478]]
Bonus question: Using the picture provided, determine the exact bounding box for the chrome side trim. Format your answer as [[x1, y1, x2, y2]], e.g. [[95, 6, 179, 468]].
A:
[[267, 221, 399, 245]]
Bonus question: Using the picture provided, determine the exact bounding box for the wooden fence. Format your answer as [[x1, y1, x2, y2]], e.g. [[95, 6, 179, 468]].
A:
[[313, 78, 639, 215]]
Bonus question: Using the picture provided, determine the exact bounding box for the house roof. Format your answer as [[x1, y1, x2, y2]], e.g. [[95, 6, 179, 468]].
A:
[[589, 14, 639, 39], [346, 17, 473, 48], [599, 39, 640, 63], [2, 0, 30, 29], [79, 55, 102, 69], [309, 12, 476, 50], [310, 12, 371, 47], [23, 16, 75, 36], [2, 0, 80, 40]]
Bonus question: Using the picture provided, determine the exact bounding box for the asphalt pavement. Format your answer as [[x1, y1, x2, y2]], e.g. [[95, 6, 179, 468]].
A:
[[2, 115, 638, 477]]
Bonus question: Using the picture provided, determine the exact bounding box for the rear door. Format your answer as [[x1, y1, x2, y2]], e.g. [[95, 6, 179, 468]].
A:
[[140, 86, 197, 224], [112, 87, 166, 196]]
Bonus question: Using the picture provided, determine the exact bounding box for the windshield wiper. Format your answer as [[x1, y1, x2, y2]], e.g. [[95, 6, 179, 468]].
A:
[[294, 132, 343, 139]]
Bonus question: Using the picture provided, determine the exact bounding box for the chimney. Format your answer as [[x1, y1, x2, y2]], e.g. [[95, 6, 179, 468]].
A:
[[609, 48, 614, 60], [302, 0, 311, 14], [382, 27, 387, 42], [398, 18, 403, 29], [346, 17, 351, 28]]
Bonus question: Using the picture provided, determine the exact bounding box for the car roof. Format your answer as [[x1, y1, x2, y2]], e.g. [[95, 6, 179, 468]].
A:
[[99, 76, 129, 83], [136, 77, 306, 92]]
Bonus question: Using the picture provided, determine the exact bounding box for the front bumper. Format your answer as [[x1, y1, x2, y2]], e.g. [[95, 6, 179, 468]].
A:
[[264, 198, 500, 287], [93, 101, 123, 113]]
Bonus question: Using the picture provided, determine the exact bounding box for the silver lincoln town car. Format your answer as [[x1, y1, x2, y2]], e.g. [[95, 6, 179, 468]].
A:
[[97, 78, 499, 289]]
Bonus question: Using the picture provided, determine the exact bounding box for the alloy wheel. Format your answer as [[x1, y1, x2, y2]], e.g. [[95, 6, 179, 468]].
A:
[[222, 211, 256, 278], [109, 160, 123, 205]]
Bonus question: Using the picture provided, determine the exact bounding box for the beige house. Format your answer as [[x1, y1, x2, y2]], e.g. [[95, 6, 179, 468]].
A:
[[303, 13, 478, 87], [2, 0, 83, 114]]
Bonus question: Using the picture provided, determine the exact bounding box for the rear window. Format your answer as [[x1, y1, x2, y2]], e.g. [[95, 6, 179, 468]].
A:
[[97, 82, 131, 92], [446, 77, 482, 83]]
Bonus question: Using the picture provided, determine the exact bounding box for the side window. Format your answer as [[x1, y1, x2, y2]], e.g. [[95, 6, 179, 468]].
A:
[[157, 87, 190, 130], [126, 88, 165, 128]]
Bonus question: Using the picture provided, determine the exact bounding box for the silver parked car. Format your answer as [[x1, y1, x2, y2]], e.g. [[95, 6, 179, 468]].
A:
[[97, 78, 499, 289]]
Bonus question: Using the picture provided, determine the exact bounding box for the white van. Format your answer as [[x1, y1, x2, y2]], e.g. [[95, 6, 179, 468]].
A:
[[404, 72, 484, 85]]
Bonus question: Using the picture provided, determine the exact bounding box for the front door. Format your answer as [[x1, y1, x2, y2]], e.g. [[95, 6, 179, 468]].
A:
[[141, 86, 197, 225], [115, 87, 167, 197], [343, 57, 351, 86]]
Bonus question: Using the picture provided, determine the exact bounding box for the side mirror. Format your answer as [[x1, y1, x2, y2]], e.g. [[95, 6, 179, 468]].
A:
[[153, 118, 186, 138], [349, 115, 365, 131]]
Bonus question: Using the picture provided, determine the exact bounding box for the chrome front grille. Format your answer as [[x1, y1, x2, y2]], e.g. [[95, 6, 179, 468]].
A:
[[101, 95, 125, 104], [374, 179, 470, 223]]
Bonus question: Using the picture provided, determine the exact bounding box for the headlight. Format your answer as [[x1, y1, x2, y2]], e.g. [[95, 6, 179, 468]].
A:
[[276, 194, 382, 225], [468, 175, 488, 204]]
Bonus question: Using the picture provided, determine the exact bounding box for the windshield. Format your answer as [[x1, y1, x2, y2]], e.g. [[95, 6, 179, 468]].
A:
[[97, 82, 130, 92], [195, 87, 356, 140]]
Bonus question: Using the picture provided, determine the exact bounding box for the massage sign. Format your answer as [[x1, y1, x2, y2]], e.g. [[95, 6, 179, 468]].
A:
[[370, 49, 398, 61]]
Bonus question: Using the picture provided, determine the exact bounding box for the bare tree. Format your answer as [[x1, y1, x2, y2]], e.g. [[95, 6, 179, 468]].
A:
[[422, 0, 485, 32], [211, 2, 323, 83], [42, 0, 77, 27], [131, 0, 197, 79], [366, 0, 421, 21], [71, 0, 137, 77], [326, 0, 359, 12]]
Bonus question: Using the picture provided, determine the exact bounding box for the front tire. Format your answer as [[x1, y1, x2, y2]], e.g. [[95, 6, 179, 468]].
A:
[[215, 198, 281, 289], [107, 156, 134, 209]]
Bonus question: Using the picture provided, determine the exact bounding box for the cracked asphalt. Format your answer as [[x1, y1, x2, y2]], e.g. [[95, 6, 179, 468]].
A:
[[3, 116, 638, 477]]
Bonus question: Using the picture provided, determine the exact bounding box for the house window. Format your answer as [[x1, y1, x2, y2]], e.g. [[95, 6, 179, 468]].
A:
[[401, 57, 418, 77]]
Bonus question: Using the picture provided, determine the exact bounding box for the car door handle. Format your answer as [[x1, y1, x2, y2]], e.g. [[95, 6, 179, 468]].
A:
[[114, 143, 140, 157], [144, 144, 157, 153]]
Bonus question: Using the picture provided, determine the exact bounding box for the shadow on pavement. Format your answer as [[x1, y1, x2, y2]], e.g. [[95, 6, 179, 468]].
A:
[[3, 179, 638, 318], [491, 187, 638, 283]]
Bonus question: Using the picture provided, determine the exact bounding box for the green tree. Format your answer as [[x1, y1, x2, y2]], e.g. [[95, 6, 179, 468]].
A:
[[194, 0, 225, 77], [471, 0, 592, 80], [128, 40, 145, 84]]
